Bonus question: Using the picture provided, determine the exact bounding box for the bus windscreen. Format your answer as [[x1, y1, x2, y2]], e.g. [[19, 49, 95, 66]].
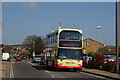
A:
[[57, 48, 82, 60]]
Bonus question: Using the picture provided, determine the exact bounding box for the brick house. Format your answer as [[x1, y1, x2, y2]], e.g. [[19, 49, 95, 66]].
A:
[[83, 38, 105, 53]]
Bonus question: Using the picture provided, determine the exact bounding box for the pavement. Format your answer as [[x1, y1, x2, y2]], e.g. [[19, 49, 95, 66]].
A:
[[0, 60, 120, 79], [82, 68, 120, 79], [0, 61, 8, 79]]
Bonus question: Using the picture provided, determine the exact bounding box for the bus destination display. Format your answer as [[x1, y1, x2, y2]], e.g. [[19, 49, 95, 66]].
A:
[[59, 41, 82, 47]]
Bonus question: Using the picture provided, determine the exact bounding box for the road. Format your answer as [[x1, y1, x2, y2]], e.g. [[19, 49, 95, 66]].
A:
[[8, 59, 109, 79]]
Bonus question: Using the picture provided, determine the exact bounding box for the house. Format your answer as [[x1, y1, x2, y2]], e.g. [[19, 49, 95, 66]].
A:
[[105, 46, 120, 55], [83, 38, 105, 54]]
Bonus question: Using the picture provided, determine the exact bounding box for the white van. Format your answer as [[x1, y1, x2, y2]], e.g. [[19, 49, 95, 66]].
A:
[[2, 53, 10, 61]]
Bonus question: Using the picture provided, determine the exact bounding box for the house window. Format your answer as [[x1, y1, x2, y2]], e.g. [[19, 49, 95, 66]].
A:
[[84, 41, 89, 46]]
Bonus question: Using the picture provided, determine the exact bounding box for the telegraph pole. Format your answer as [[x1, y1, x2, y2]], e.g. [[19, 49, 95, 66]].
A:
[[0, 0, 2, 43], [116, 0, 119, 74], [0, 0, 2, 78]]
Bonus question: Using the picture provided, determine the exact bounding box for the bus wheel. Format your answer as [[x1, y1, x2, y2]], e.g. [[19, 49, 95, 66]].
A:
[[46, 62, 49, 69], [74, 69, 82, 72]]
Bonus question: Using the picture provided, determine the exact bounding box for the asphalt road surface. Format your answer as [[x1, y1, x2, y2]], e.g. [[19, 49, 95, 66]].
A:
[[11, 59, 108, 79]]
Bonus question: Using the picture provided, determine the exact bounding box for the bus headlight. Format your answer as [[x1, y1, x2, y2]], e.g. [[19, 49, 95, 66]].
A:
[[58, 63, 62, 65], [57, 60, 62, 65]]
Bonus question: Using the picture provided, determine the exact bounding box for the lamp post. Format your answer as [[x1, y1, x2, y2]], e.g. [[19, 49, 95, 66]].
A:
[[96, 26, 102, 53], [32, 41, 35, 55]]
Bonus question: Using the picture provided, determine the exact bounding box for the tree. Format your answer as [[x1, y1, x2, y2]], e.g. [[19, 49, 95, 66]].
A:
[[98, 47, 108, 54], [22, 35, 45, 54]]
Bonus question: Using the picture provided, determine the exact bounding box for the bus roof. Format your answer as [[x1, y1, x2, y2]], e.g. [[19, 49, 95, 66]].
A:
[[46, 28, 82, 37]]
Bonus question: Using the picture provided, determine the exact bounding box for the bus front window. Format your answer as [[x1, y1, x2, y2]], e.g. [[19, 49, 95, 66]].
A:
[[58, 49, 82, 60]]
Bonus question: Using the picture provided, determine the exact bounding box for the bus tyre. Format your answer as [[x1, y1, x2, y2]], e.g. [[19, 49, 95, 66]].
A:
[[46, 61, 49, 69], [74, 69, 82, 72]]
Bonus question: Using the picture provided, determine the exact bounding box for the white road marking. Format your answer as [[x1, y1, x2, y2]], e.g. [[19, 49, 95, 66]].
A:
[[45, 70, 55, 78], [45, 70, 50, 73], [55, 74, 65, 78], [10, 62, 14, 78], [51, 74, 55, 78], [45, 70, 65, 78], [28, 62, 35, 66]]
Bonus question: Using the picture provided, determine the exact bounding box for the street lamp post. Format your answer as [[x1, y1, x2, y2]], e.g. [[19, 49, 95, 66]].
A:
[[96, 26, 102, 53], [32, 41, 35, 54]]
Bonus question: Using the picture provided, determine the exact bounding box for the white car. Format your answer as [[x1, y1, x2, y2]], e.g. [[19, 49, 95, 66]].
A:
[[33, 55, 41, 63], [2, 53, 10, 61]]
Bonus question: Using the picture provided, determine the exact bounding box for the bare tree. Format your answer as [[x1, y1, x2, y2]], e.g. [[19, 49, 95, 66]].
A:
[[22, 35, 45, 54]]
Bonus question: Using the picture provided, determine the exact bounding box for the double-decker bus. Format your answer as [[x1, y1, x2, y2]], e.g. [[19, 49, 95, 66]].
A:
[[45, 28, 83, 71]]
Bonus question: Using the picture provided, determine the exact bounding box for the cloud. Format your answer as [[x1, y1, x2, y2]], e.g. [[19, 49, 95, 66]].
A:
[[2, 3, 11, 8], [23, 2, 39, 8], [2, 2, 16, 8], [2, 2, 39, 8]]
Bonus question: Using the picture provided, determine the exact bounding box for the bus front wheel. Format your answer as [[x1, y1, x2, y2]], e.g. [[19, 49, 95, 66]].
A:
[[74, 69, 82, 72], [46, 61, 49, 68]]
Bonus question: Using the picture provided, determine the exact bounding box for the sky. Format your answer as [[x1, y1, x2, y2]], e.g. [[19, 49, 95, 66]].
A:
[[1, 1, 119, 46]]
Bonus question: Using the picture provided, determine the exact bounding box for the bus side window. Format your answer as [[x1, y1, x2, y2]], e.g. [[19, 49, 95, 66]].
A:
[[55, 49, 58, 57]]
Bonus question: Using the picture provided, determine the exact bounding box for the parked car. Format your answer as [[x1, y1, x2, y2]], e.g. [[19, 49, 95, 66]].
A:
[[39, 56, 45, 65], [103, 57, 120, 73], [15, 56, 22, 61], [104, 55, 115, 62], [87, 54, 105, 69], [32, 54, 45, 64], [32, 55, 41, 63], [2, 53, 10, 61]]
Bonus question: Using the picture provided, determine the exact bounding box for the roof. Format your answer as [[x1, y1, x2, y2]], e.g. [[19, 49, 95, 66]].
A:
[[46, 28, 82, 36], [83, 38, 105, 45]]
